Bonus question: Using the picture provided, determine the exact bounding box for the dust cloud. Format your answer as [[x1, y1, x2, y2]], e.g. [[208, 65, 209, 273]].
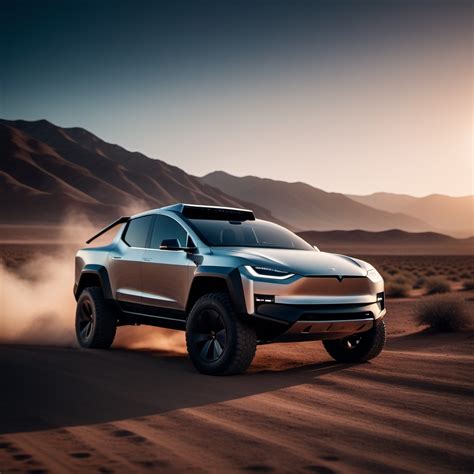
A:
[[0, 246, 77, 345], [0, 213, 186, 352]]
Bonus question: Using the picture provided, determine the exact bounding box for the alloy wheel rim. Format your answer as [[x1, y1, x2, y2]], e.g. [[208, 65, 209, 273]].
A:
[[192, 309, 227, 362], [78, 299, 95, 341]]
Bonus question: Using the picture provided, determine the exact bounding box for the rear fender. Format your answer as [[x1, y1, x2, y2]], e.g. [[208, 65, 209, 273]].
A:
[[74, 264, 113, 301]]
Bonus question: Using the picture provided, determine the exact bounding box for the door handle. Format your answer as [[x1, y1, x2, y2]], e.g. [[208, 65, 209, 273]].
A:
[[143, 257, 152, 262], [112, 256, 122, 260]]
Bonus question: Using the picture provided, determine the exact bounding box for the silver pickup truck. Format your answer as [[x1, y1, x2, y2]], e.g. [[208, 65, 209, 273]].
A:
[[74, 204, 386, 375]]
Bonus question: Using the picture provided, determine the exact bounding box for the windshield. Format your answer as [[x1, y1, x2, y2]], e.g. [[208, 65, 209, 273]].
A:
[[185, 218, 313, 250]]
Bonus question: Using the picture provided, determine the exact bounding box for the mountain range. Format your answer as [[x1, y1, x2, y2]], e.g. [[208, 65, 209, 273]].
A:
[[348, 192, 473, 237], [1, 119, 472, 241], [0, 119, 277, 225], [202, 172, 435, 233]]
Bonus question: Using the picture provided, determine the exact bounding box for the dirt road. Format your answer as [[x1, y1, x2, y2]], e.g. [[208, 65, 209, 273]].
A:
[[1, 326, 473, 473]]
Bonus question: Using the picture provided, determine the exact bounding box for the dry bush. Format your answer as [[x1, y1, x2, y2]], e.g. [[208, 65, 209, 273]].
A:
[[463, 279, 474, 291], [425, 277, 451, 295], [385, 282, 410, 298], [413, 276, 427, 289], [394, 275, 409, 285], [460, 271, 473, 279], [416, 296, 472, 332]]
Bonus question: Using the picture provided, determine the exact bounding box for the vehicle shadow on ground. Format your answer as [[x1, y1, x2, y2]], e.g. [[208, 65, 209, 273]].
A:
[[0, 344, 357, 434]]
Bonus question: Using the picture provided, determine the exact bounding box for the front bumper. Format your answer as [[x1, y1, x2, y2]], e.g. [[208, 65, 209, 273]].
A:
[[254, 301, 385, 339], [240, 272, 385, 339], [289, 318, 374, 337]]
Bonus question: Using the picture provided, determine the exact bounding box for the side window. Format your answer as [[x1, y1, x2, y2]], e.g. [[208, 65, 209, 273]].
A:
[[150, 215, 188, 249], [122, 216, 154, 247]]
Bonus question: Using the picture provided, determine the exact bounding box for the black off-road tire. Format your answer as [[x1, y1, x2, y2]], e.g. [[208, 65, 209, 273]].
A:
[[75, 286, 117, 349], [323, 320, 386, 363], [186, 293, 257, 375]]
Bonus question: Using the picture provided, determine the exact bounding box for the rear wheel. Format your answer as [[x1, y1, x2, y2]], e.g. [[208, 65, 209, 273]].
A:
[[323, 320, 386, 362], [186, 293, 257, 375], [75, 287, 117, 349]]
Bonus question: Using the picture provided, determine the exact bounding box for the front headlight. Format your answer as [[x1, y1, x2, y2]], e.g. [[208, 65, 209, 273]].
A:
[[367, 268, 383, 283], [244, 265, 295, 280]]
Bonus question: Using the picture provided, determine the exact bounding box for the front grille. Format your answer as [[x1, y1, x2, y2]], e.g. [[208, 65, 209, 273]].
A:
[[289, 276, 373, 297], [298, 311, 373, 322]]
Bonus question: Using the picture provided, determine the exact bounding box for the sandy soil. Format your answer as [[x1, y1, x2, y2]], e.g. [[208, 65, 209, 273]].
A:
[[1, 297, 473, 474]]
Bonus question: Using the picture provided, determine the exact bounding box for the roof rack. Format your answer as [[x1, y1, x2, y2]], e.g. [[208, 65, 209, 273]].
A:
[[163, 203, 255, 221]]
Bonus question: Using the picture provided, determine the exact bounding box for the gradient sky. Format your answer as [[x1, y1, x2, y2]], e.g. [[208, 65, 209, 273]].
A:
[[1, 0, 472, 196]]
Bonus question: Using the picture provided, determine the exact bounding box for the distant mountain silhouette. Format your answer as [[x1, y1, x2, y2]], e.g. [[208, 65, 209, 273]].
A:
[[298, 229, 474, 255], [2, 119, 471, 244], [348, 192, 474, 237], [0, 119, 278, 224], [201, 171, 433, 233]]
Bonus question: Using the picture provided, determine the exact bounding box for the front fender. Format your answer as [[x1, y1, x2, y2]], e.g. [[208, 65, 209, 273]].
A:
[[191, 266, 247, 314]]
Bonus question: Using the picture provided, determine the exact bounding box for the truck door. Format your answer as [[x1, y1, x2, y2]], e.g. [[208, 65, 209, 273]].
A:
[[108, 215, 153, 307], [141, 215, 193, 316]]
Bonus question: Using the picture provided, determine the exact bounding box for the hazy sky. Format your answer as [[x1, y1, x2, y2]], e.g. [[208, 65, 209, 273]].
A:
[[1, 0, 472, 196]]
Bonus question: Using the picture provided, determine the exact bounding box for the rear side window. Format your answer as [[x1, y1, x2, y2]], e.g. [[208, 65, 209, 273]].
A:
[[150, 215, 188, 249], [122, 216, 153, 247]]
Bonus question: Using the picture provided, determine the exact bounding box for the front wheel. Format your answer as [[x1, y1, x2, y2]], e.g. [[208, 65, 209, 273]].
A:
[[323, 320, 386, 363], [186, 293, 257, 375], [75, 287, 117, 349]]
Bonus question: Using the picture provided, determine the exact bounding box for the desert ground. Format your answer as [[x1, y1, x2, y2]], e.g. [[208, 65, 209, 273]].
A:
[[0, 236, 473, 473]]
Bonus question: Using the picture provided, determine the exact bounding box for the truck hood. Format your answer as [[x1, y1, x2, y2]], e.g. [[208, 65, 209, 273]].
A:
[[210, 247, 368, 277]]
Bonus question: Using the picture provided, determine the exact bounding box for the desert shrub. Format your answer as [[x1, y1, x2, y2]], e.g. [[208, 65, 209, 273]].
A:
[[385, 282, 410, 298], [386, 268, 398, 276], [394, 275, 409, 285], [460, 271, 473, 279], [416, 296, 471, 332], [463, 279, 474, 291], [425, 277, 451, 295], [449, 276, 460, 282], [425, 269, 436, 277], [413, 276, 427, 289]]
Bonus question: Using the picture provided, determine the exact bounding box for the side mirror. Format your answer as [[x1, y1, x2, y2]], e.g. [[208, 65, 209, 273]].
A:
[[160, 238, 181, 250], [159, 239, 197, 252]]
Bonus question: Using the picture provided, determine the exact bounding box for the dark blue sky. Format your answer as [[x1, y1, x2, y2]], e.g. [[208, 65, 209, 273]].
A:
[[1, 0, 472, 195]]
